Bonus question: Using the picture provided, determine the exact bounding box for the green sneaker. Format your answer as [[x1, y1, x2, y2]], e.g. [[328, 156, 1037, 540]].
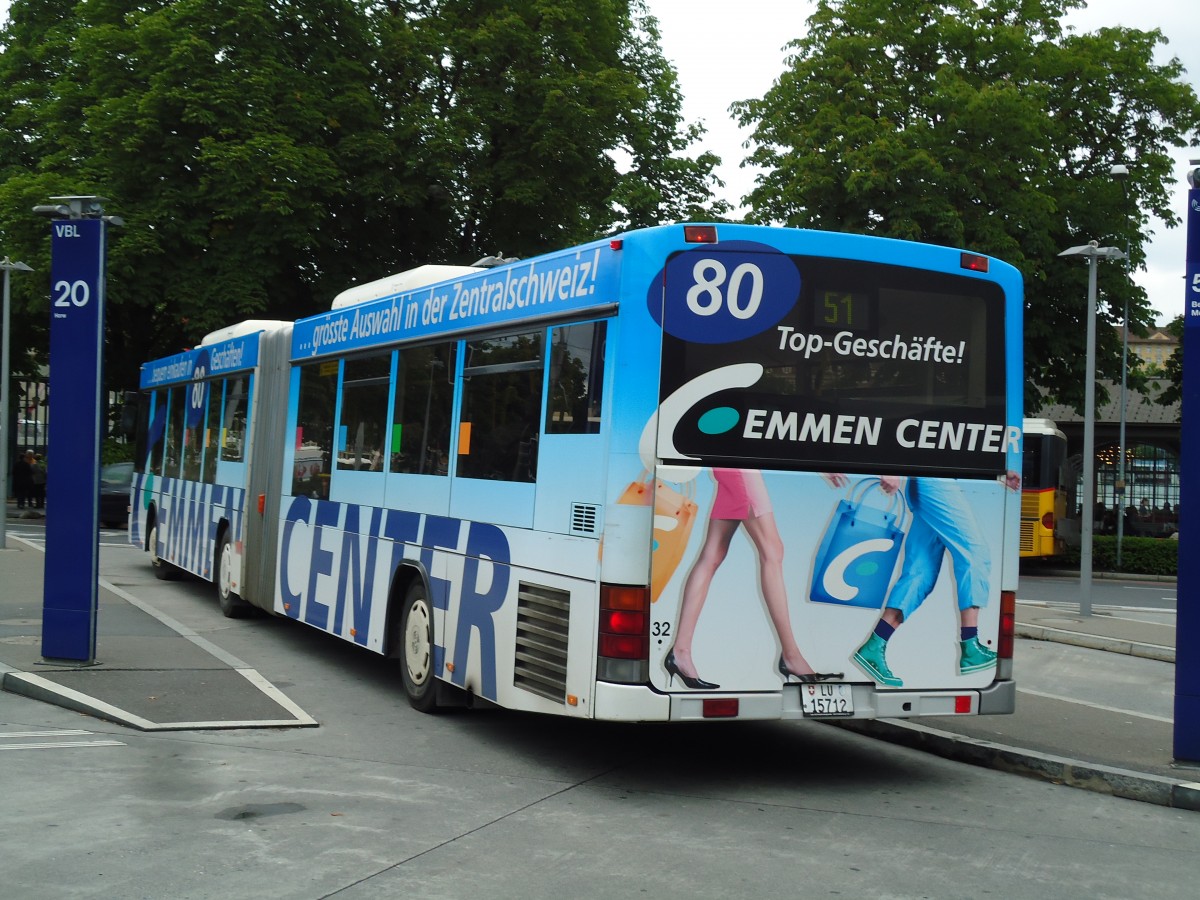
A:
[[959, 636, 998, 674], [852, 634, 903, 687]]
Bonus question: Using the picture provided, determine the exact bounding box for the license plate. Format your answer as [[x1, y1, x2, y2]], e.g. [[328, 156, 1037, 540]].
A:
[[800, 682, 853, 717]]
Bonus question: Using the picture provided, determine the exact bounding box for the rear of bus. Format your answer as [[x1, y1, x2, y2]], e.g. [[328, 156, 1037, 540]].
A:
[[1020, 418, 1068, 558], [597, 224, 1021, 722]]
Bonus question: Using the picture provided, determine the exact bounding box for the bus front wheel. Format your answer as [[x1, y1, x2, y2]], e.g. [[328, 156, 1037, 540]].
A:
[[398, 581, 438, 713]]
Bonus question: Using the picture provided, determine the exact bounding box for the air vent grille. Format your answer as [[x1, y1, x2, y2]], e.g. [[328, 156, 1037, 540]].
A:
[[514, 582, 570, 703], [570, 502, 601, 536]]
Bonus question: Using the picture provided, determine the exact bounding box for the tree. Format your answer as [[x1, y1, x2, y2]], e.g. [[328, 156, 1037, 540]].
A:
[[1, 0, 394, 392], [731, 0, 1200, 414], [370, 0, 727, 261], [0, 0, 723, 393], [1156, 314, 1183, 408]]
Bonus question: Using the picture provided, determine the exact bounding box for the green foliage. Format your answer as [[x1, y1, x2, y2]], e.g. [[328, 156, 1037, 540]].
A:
[[0, 0, 723, 394], [732, 0, 1200, 414], [1054, 535, 1178, 577], [102, 438, 135, 466]]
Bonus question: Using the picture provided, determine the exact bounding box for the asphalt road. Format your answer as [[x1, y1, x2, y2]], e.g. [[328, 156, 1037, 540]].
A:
[[1, 545, 1195, 899], [1018, 572, 1178, 610]]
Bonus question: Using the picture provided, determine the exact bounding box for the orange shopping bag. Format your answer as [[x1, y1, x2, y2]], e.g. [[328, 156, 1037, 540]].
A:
[[617, 473, 698, 602]]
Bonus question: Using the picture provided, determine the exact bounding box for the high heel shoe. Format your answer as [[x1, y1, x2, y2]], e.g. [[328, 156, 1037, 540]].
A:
[[664, 650, 720, 690], [778, 655, 844, 684]]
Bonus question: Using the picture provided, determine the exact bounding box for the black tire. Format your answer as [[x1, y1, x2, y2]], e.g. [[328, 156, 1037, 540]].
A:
[[398, 580, 438, 713], [215, 530, 252, 618], [148, 516, 180, 581]]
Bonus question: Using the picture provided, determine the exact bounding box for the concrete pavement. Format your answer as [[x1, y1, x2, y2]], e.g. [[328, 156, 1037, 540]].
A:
[[2, 515, 1197, 809], [0, 531, 315, 731]]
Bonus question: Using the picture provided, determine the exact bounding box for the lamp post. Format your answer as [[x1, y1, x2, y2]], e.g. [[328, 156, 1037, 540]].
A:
[[1, 256, 34, 552], [1110, 163, 1131, 569], [1058, 241, 1126, 616]]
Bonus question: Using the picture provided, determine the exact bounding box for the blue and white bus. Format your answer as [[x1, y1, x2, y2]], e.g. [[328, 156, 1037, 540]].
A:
[[132, 223, 1022, 721]]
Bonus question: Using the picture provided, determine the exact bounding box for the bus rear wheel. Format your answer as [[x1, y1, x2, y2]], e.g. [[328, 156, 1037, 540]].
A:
[[398, 581, 438, 713], [215, 531, 251, 618], [148, 517, 179, 581]]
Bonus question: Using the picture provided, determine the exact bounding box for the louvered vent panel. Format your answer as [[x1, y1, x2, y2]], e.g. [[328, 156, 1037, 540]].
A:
[[570, 502, 601, 537], [514, 582, 570, 703]]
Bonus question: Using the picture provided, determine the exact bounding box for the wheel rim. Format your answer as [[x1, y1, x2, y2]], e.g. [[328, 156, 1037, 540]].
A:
[[149, 523, 161, 566], [218, 542, 233, 599], [404, 599, 432, 686]]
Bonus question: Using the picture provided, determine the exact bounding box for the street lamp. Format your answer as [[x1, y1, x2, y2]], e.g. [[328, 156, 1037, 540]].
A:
[[1110, 163, 1132, 570], [1058, 241, 1127, 616], [1, 256, 35, 551]]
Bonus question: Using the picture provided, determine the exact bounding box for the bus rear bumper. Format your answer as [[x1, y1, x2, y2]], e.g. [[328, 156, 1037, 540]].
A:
[[591, 679, 1016, 722]]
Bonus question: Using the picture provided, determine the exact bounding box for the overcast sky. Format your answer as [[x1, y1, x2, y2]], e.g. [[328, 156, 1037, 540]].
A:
[[2, 0, 1196, 321], [646, 0, 1199, 324]]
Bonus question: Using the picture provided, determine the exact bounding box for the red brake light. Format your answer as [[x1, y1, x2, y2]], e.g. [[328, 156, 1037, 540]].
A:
[[683, 225, 717, 243], [960, 252, 989, 272], [1041, 511, 1055, 530], [998, 590, 1016, 659], [598, 585, 650, 661], [600, 609, 646, 635]]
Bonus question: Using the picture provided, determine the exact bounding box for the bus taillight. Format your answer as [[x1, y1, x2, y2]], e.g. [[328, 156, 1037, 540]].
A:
[[683, 225, 717, 243], [1041, 511, 1055, 530], [998, 590, 1016, 659], [597, 584, 650, 684], [960, 252, 989, 272]]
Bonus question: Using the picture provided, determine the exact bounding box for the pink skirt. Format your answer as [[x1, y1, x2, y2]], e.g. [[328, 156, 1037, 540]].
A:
[[710, 468, 772, 520]]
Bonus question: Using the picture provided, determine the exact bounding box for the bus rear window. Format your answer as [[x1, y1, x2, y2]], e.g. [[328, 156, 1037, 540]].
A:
[[659, 255, 1007, 477]]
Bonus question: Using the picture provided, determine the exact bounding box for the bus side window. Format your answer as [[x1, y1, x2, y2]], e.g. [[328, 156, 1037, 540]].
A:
[[337, 352, 391, 472], [181, 380, 207, 482], [145, 389, 166, 476], [458, 330, 545, 482], [546, 321, 606, 435], [292, 362, 338, 497], [202, 380, 223, 483], [391, 341, 454, 476], [163, 386, 185, 478], [221, 376, 250, 463]]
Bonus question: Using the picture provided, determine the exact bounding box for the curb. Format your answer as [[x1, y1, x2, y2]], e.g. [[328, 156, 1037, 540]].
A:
[[1020, 567, 1177, 584], [834, 719, 1200, 811], [1015, 623, 1175, 663]]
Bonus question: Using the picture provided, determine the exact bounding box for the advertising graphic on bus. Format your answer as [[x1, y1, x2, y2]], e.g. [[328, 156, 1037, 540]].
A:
[[130, 223, 1023, 722]]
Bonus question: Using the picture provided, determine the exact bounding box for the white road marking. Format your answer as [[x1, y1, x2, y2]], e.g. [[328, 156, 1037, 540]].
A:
[[1017, 686, 1173, 724]]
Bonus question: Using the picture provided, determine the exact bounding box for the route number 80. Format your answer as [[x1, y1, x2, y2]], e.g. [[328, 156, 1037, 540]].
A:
[[685, 259, 764, 320]]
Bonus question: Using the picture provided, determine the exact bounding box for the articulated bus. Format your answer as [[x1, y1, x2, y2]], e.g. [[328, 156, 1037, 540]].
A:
[[131, 223, 1022, 722], [1019, 418, 1068, 558]]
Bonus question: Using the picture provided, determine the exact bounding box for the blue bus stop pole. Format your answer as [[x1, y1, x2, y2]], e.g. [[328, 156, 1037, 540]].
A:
[[1176, 163, 1200, 762], [37, 198, 111, 664]]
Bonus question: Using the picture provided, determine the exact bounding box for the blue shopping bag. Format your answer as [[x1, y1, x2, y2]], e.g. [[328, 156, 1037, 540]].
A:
[[810, 478, 908, 609]]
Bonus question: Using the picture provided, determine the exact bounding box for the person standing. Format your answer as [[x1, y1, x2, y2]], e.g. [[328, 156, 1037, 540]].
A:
[[30, 454, 47, 509], [12, 450, 34, 509]]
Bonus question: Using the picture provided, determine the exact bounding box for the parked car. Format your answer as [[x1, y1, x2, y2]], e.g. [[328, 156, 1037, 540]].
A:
[[99, 461, 134, 528]]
